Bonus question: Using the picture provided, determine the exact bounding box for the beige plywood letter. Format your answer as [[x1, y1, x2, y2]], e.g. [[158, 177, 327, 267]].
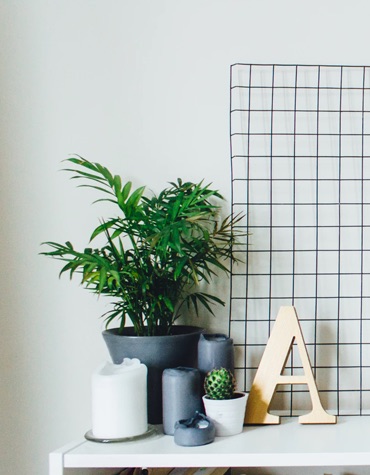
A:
[[244, 306, 336, 425]]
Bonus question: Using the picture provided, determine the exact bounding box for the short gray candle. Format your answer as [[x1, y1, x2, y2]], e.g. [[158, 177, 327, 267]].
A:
[[198, 333, 235, 376], [162, 367, 202, 435]]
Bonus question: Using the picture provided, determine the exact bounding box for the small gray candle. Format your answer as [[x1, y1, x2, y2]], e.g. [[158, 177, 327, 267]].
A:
[[162, 367, 202, 435], [198, 333, 235, 376]]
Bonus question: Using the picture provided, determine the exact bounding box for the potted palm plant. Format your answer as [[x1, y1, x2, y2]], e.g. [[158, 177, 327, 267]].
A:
[[41, 156, 243, 423]]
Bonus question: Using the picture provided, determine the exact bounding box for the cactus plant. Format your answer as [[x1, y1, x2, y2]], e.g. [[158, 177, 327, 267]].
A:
[[204, 368, 236, 400]]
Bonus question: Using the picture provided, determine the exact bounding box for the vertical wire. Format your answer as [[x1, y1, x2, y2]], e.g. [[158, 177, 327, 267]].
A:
[[337, 66, 344, 415], [245, 65, 252, 391], [243, 64, 252, 391], [268, 65, 276, 336], [360, 66, 366, 414], [228, 64, 234, 340], [314, 65, 321, 379], [290, 65, 299, 415]]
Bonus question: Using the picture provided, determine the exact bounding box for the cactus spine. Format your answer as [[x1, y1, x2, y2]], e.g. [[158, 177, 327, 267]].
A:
[[204, 368, 236, 400]]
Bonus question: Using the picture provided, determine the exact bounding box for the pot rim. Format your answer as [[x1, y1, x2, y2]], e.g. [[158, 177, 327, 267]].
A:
[[202, 391, 247, 401], [103, 325, 204, 339]]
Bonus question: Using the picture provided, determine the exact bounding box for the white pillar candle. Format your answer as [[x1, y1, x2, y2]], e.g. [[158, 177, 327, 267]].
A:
[[91, 358, 148, 439]]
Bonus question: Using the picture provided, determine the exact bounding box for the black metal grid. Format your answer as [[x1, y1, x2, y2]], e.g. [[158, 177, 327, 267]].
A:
[[229, 63, 370, 416]]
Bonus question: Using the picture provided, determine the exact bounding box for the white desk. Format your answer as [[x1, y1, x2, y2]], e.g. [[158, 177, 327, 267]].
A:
[[49, 416, 370, 475]]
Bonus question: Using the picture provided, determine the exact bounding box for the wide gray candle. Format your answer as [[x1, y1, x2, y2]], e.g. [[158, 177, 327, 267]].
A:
[[197, 333, 235, 376], [162, 367, 202, 435]]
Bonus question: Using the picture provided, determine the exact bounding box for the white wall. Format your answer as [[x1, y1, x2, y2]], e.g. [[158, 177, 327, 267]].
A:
[[1, 1, 370, 474]]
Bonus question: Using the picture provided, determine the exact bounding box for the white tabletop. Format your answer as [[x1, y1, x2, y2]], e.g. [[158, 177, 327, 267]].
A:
[[50, 416, 370, 471]]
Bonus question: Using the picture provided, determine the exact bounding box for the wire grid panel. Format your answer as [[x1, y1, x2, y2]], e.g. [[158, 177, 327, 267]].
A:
[[229, 63, 370, 416]]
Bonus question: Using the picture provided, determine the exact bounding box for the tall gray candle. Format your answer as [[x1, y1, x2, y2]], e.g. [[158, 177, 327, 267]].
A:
[[162, 367, 202, 435], [198, 333, 235, 376]]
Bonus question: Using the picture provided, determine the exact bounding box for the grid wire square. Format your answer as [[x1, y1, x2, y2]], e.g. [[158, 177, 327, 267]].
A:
[[316, 297, 339, 320], [340, 179, 363, 204], [341, 135, 364, 157], [340, 226, 363, 249], [249, 110, 272, 134], [249, 87, 272, 110], [293, 274, 316, 298], [342, 111, 364, 134], [296, 87, 319, 111], [317, 250, 338, 274], [232, 179, 248, 203], [317, 136, 340, 159], [342, 66, 365, 89], [231, 85, 250, 111], [248, 156, 270, 179], [294, 156, 317, 179], [341, 204, 363, 226], [272, 87, 296, 111], [272, 111, 295, 134], [339, 368, 361, 391], [316, 367, 338, 392], [231, 274, 248, 299], [230, 110, 246, 135], [317, 273, 340, 298], [295, 134, 318, 157], [315, 344, 338, 367], [338, 295, 362, 320], [248, 134, 271, 157], [272, 227, 293, 250], [295, 111, 318, 135], [248, 179, 271, 204], [231, 134, 247, 157], [271, 134, 295, 156], [272, 179, 294, 204], [318, 111, 340, 135], [274, 65, 297, 88], [271, 274, 293, 299], [271, 204, 294, 226], [295, 226, 317, 251], [230, 321, 247, 345], [233, 64, 251, 88], [270, 250, 294, 274], [318, 226, 339, 250], [319, 66, 342, 89], [295, 180, 317, 204], [340, 156, 363, 180], [340, 274, 362, 298], [316, 320, 340, 344], [340, 250, 362, 274], [339, 319, 361, 344], [231, 156, 247, 179], [294, 250, 317, 274], [338, 343, 361, 367], [230, 298, 247, 321], [338, 391, 361, 415], [250, 65, 274, 87], [297, 65, 320, 88], [341, 88, 365, 111], [318, 88, 341, 111], [271, 156, 294, 179]]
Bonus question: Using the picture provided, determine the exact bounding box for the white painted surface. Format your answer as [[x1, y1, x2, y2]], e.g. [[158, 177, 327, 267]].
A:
[[50, 416, 370, 473], [2, 1, 370, 474]]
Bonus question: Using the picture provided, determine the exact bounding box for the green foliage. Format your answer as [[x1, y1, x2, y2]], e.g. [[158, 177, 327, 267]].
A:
[[204, 368, 236, 400], [41, 156, 244, 336]]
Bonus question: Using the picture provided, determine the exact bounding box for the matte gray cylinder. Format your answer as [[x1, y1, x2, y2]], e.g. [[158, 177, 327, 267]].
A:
[[197, 333, 235, 376], [162, 367, 203, 435]]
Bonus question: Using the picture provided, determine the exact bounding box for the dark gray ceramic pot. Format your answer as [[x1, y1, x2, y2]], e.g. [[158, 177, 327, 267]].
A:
[[102, 325, 204, 424]]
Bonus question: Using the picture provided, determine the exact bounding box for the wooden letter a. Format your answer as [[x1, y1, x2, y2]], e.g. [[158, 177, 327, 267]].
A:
[[244, 306, 336, 425]]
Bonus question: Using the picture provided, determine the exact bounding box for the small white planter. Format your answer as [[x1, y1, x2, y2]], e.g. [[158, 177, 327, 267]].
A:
[[202, 392, 247, 437]]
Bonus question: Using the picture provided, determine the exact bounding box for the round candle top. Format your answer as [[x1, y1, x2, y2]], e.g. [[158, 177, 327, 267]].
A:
[[201, 333, 230, 342], [164, 367, 199, 378], [95, 358, 145, 377]]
